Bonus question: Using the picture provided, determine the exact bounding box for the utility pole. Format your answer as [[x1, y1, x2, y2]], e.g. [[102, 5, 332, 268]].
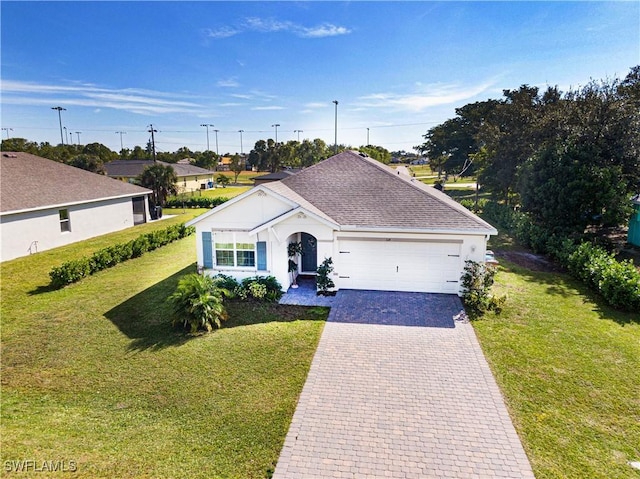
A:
[[115, 131, 127, 151], [51, 106, 66, 145], [200, 123, 214, 151], [75, 131, 81, 144], [271, 124, 280, 143], [213, 129, 220, 155], [332, 100, 339, 154], [367, 127, 370, 146], [1, 127, 13, 139], [294, 130, 303, 142], [63, 127, 68, 145], [148, 124, 158, 161]]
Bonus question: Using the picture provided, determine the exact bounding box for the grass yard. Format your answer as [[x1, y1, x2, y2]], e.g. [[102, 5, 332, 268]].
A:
[[215, 170, 259, 185], [201, 185, 251, 199], [1, 211, 326, 478], [473, 227, 640, 478]]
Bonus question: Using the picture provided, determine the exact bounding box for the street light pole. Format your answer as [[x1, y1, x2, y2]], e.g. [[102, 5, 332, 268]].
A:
[[51, 106, 66, 145], [1, 127, 13, 139], [213, 129, 220, 155], [115, 131, 127, 151], [271, 124, 280, 143], [367, 127, 370, 146], [75, 131, 81, 144], [63, 127, 68, 145], [332, 100, 339, 154], [294, 129, 303, 142], [238, 130, 244, 156], [200, 124, 214, 151]]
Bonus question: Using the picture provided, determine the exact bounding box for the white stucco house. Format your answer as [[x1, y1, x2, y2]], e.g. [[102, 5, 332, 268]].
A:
[[1, 152, 152, 262], [187, 151, 497, 295]]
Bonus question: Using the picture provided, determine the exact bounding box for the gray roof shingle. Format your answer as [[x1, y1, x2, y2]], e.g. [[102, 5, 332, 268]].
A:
[[104, 160, 214, 178], [1, 152, 151, 214], [277, 150, 495, 233]]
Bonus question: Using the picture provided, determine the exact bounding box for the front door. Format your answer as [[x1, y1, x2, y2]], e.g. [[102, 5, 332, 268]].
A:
[[301, 232, 317, 273]]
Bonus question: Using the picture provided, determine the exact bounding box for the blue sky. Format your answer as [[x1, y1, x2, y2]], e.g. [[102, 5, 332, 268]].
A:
[[1, 1, 638, 155]]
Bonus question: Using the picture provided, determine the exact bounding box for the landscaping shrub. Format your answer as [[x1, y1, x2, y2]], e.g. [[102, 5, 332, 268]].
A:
[[49, 258, 92, 288], [212, 274, 240, 294], [238, 276, 283, 302], [567, 242, 640, 312], [49, 223, 195, 288], [169, 274, 231, 332], [460, 260, 506, 320], [164, 196, 229, 209]]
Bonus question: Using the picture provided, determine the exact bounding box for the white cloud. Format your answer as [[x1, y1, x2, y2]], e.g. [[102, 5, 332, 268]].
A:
[[304, 102, 330, 109], [205, 17, 351, 39], [251, 106, 285, 111], [205, 26, 241, 39], [1, 80, 204, 116], [299, 24, 351, 38], [217, 78, 240, 88], [356, 82, 496, 112]]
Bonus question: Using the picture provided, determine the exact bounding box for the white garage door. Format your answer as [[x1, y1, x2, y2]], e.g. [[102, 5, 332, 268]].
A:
[[337, 238, 462, 294]]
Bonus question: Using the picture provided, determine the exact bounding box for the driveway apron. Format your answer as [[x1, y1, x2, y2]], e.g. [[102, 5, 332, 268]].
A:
[[274, 290, 535, 479]]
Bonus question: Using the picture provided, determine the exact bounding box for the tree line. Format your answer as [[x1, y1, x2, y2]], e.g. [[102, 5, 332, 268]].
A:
[[418, 65, 640, 238], [1, 136, 396, 176]]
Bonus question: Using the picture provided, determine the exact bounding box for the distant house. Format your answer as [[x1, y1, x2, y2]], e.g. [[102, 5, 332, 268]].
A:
[[104, 160, 215, 193], [0, 152, 152, 262], [629, 194, 640, 247], [187, 151, 496, 295], [217, 157, 232, 171]]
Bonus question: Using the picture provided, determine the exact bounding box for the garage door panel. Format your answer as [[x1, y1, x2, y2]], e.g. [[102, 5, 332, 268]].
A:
[[338, 239, 461, 294]]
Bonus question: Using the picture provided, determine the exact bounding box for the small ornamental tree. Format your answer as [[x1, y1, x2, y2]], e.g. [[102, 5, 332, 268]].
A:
[[460, 260, 505, 319], [316, 257, 335, 295], [287, 242, 303, 287]]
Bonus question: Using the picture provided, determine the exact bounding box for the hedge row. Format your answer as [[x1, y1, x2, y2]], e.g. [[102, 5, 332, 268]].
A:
[[49, 223, 195, 288], [567, 243, 640, 311], [479, 200, 640, 312], [164, 197, 229, 209]]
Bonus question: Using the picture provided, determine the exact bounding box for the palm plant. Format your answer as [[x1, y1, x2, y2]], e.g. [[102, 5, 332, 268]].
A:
[[169, 274, 232, 332], [137, 163, 178, 207]]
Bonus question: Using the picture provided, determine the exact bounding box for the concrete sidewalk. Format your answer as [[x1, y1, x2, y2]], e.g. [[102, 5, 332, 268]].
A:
[[273, 291, 535, 479]]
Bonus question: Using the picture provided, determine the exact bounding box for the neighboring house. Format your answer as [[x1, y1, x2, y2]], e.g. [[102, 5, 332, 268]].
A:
[[217, 157, 232, 171], [628, 194, 640, 247], [104, 160, 215, 193], [187, 151, 497, 295], [253, 170, 296, 186], [0, 152, 152, 262]]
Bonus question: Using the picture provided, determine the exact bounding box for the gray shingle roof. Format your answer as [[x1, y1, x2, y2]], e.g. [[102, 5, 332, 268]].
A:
[[1, 152, 151, 214], [277, 150, 496, 233], [104, 160, 214, 178]]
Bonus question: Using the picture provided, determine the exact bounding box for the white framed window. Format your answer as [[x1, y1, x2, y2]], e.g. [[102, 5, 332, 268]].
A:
[[59, 209, 71, 232], [214, 232, 255, 268]]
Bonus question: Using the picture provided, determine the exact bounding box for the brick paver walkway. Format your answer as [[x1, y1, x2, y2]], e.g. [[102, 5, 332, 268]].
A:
[[274, 291, 535, 479]]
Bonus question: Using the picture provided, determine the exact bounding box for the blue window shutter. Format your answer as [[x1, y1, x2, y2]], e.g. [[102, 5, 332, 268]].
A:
[[257, 241, 267, 271], [202, 231, 213, 268]]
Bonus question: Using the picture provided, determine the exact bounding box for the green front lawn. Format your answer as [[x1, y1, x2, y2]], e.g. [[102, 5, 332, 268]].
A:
[[1, 214, 326, 478], [474, 232, 640, 478]]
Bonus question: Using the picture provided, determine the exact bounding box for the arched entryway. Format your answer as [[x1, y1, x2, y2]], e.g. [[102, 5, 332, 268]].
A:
[[300, 232, 318, 274]]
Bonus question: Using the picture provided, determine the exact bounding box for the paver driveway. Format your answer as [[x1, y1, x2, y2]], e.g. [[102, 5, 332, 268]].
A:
[[274, 290, 535, 479]]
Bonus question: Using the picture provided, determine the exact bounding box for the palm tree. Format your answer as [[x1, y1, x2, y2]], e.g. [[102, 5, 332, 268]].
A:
[[136, 163, 178, 207]]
